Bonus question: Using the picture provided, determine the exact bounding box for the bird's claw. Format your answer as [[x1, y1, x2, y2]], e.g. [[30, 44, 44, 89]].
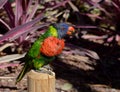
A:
[[35, 66, 53, 75], [42, 65, 53, 71]]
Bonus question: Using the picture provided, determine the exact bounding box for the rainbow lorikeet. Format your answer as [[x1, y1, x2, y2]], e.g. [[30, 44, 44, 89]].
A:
[[16, 23, 75, 83]]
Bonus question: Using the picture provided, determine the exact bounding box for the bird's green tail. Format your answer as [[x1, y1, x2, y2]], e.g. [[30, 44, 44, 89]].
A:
[[16, 63, 31, 84]]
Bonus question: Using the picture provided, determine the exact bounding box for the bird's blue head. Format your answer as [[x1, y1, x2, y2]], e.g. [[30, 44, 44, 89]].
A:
[[54, 23, 75, 38]]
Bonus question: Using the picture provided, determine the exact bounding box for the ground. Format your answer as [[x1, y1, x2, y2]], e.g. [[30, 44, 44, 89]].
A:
[[0, 43, 120, 92]]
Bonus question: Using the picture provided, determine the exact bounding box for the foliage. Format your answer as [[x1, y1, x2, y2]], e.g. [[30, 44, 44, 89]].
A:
[[0, 0, 71, 53], [72, 0, 120, 46], [0, 0, 119, 60], [0, 0, 120, 62]]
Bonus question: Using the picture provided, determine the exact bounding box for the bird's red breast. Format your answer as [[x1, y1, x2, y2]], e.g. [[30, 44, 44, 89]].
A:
[[40, 36, 65, 57]]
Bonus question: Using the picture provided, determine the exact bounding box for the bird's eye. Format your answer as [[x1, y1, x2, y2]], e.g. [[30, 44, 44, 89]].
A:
[[61, 27, 66, 31]]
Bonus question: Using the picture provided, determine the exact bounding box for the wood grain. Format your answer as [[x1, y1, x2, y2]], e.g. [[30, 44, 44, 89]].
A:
[[27, 70, 55, 92]]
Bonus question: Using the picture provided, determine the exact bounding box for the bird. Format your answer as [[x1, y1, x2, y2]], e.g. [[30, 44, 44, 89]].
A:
[[16, 23, 75, 83]]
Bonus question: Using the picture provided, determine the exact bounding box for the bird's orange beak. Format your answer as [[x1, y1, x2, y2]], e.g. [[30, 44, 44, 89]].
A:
[[67, 26, 75, 35]]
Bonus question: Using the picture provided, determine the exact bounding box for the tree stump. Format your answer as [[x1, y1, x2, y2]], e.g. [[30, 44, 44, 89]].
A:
[[27, 70, 55, 92]]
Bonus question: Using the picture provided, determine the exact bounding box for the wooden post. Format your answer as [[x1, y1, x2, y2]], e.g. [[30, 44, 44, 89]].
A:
[[27, 70, 55, 92]]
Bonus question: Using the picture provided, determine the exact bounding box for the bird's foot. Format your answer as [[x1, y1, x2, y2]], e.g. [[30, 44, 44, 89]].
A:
[[35, 66, 53, 75], [42, 65, 53, 71]]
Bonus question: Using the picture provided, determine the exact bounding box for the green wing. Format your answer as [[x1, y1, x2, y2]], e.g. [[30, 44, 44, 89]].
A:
[[27, 25, 58, 58]]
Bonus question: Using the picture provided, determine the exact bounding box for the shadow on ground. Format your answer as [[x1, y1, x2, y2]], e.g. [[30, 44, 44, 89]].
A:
[[52, 38, 120, 92]]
